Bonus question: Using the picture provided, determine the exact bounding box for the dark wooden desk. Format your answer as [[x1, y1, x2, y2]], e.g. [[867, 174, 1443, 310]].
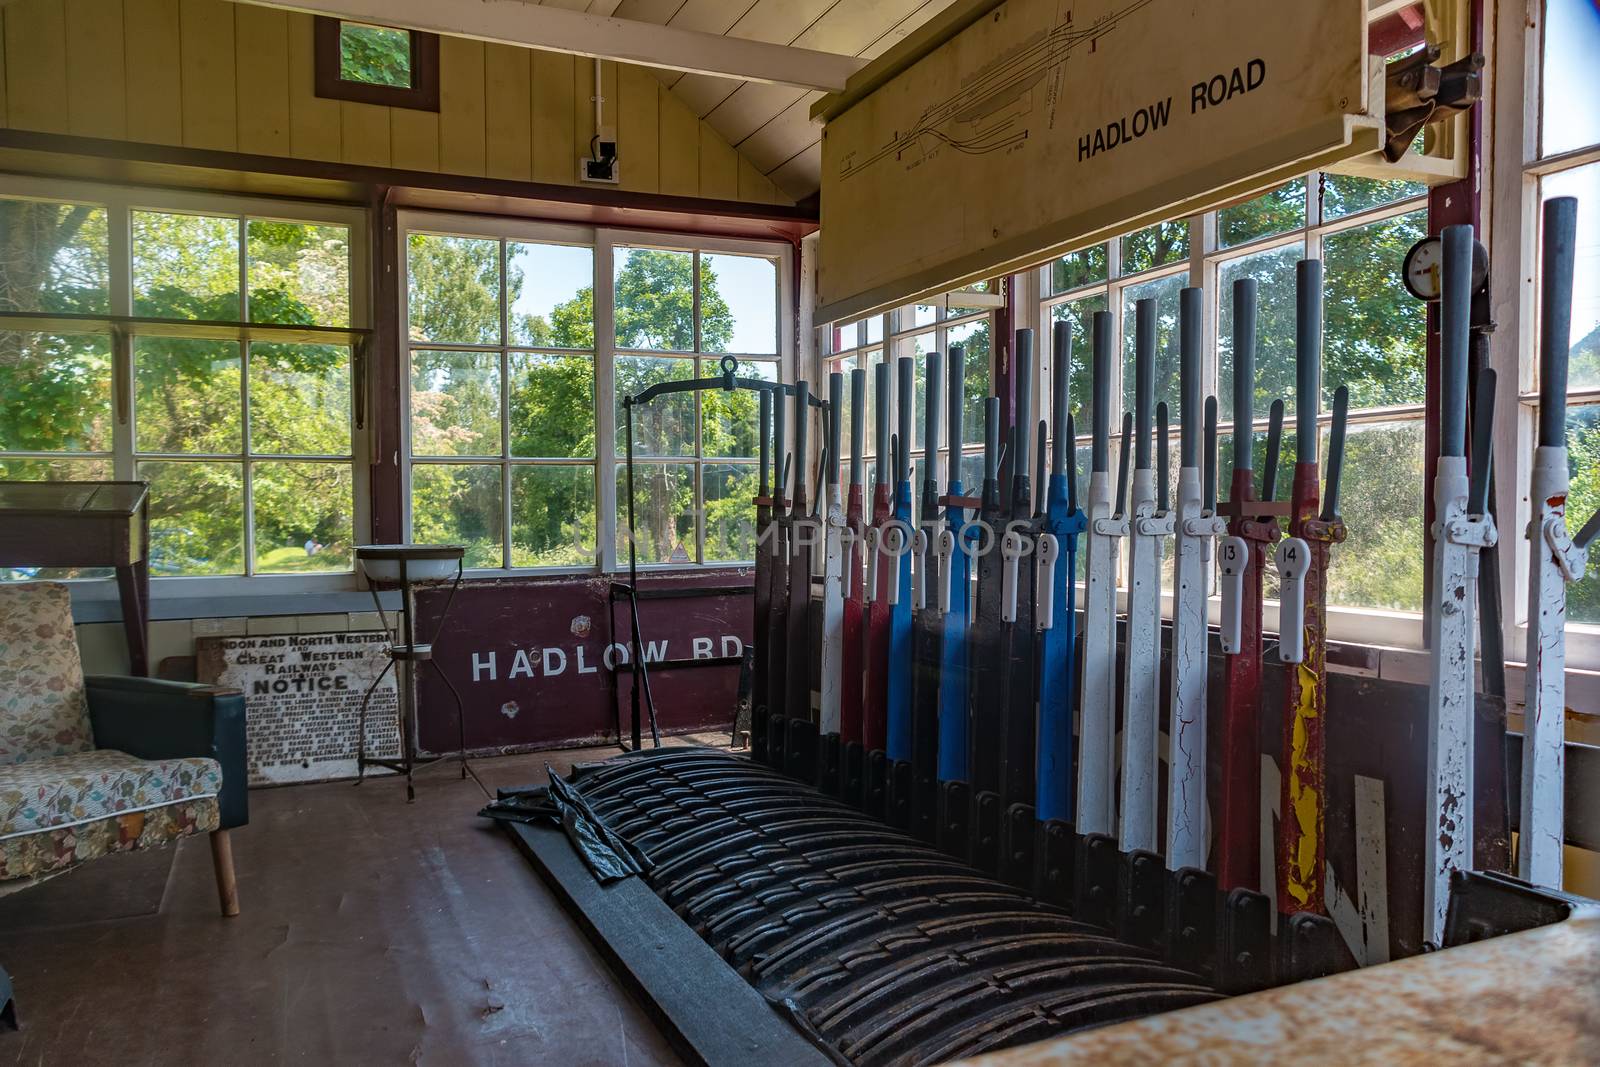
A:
[[0, 481, 151, 675]]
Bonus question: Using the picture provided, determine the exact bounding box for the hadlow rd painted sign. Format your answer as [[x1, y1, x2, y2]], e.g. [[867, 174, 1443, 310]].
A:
[[413, 569, 754, 754]]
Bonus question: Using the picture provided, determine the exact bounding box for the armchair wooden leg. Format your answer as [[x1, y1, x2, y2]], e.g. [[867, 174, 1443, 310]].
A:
[[209, 829, 240, 918]]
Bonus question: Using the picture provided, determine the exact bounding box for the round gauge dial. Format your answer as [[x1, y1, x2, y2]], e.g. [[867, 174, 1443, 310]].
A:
[[1402, 235, 1489, 302]]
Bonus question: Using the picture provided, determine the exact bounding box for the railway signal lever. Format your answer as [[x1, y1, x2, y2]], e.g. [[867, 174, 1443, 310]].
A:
[[1519, 195, 1594, 892], [1424, 224, 1500, 950]]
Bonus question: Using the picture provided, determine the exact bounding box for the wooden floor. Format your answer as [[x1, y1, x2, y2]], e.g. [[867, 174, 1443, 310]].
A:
[[0, 737, 732, 1066]]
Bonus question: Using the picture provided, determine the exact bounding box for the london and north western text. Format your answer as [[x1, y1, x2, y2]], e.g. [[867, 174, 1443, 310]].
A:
[[1078, 59, 1267, 163]]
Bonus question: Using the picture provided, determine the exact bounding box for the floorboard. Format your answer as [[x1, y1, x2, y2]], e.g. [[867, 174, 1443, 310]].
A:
[[0, 748, 686, 1066]]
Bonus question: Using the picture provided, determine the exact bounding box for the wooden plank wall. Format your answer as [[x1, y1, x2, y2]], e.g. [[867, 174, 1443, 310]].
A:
[[0, 0, 789, 205]]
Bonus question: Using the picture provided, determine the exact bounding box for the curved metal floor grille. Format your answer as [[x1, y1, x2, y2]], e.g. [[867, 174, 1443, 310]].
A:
[[570, 747, 1220, 1065]]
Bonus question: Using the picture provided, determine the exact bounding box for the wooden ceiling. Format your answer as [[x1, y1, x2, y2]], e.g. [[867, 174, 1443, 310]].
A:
[[557, 0, 963, 201]]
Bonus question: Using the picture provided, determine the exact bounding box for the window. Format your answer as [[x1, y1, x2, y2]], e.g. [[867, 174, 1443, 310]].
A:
[[1030, 173, 1428, 635], [314, 17, 439, 111], [1524, 0, 1600, 626], [821, 291, 997, 503], [0, 179, 366, 586], [398, 214, 791, 573]]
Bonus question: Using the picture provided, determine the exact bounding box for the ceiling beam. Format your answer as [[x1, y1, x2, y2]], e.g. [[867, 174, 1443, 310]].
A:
[[231, 0, 867, 92]]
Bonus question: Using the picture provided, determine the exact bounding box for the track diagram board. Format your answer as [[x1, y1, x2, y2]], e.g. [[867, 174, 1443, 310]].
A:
[[817, 0, 1377, 323]]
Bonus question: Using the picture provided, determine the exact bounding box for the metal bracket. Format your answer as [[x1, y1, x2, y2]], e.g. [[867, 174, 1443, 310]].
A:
[[939, 779, 973, 862], [816, 731, 841, 795], [1444, 514, 1498, 548], [1167, 867, 1218, 977], [1383, 45, 1484, 163], [1074, 833, 1120, 928], [1542, 514, 1589, 583], [1118, 849, 1167, 950], [973, 789, 1003, 875], [1219, 887, 1274, 995], [1001, 803, 1037, 890], [886, 758, 914, 830], [1035, 818, 1077, 909], [841, 740, 866, 804]]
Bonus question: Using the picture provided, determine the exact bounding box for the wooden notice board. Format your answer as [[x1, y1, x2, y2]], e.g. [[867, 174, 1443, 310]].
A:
[[816, 0, 1379, 323]]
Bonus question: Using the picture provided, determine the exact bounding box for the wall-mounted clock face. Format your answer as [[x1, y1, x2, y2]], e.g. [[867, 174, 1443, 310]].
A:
[[1402, 235, 1489, 302]]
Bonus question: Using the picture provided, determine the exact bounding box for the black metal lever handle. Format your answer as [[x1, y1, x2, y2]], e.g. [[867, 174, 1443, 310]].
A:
[[1262, 398, 1285, 501], [1467, 369, 1496, 517], [1115, 411, 1134, 517], [1321, 385, 1349, 523]]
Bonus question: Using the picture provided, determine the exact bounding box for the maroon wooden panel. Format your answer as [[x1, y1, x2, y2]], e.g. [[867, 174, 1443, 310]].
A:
[[413, 569, 754, 754]]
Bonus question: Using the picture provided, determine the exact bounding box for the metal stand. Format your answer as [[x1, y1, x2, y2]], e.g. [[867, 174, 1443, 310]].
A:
[[619, 355, 821, 752], [356, 554, 467, 803]]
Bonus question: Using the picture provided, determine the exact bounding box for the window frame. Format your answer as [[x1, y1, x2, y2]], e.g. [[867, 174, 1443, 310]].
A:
[[1489, 0, 1600, 671], [0, 174, 371, 603], [395, 210, 795, 577], [1027, 174, 1431, 649], [313, 16, 440, 112]]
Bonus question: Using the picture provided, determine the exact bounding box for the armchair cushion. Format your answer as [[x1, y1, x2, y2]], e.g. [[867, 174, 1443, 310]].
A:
[[0, 749, 221, 840], [0, 583, 93, 764]]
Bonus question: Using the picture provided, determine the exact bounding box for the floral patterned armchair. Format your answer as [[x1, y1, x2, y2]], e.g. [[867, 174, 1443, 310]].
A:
[[0, 582, 246, 915]]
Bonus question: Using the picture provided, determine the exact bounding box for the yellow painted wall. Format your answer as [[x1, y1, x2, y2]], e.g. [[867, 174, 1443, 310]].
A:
[[0, 0, 790, 205]]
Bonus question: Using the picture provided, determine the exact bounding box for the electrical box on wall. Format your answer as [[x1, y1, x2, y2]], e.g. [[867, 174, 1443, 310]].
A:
[[581, 127, 619, 184]]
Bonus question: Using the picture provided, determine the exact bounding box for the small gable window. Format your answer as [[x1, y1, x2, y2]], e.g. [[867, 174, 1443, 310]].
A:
[[314, 17, 439, 112]]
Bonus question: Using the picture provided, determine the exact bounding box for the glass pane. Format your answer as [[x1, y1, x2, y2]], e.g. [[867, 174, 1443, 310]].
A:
[[866, 315, 885, 344], [615, 355, 694, 457], [1219, 180, 1306, 248], [410, 350, 500, 457], [0, 331, 112, 452], [1120, 221, 1188, 275], [339, 22, 411, 88], [1541, 163, 1600, 390], [1565, 405, 1600, 623], [832, 321, 859, 352], [1217, 244, 1302, 423], [1321, 420, 1425, 613], [1320, 174, 1425, 220], [135, 338, 241, 454], [0, 457, 114, 581], [0, 199, 109, 314], [511, 464, 596, 567], [1542, 0, 1600, 157], [1121, 272, 1186, 416], [908, 303, 938, 329], [249, 342, 350, 456], [615, 247, 695, 352], [947, 319, 991, 447], [702, 360, 772, 458], [1324, 209, 1428, 408], [507, 241, 593, 348], [617, 463, 694, 564], [507, 352, 594, 459], [701, 253, 776, 355], [1050, 244, 1109, 293], [703, 463, 758, 561], [1050, 295, 1107, 444], [252, 462, 354, 573], [246, 220, 349, 326], [140, 460, 245, 576], [407, 234, 500, 344], [132, 211, 240, 320], [410, 463, 503, 568]]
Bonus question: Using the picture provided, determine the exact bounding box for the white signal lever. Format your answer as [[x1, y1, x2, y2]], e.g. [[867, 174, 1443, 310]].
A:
[[1218, 534, 1248, 654], [1000, 528, 1026, 623], [864, 526, 881, 604], [1274, 536, 1311, 664], [936, 528, 956, 614], [884, 524, 906, 606], [911, 528, 929, 610], [1035, 533, 1060, 631]]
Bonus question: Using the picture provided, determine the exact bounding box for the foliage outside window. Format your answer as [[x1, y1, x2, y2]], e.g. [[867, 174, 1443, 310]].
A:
[[1037, 173, 1428, 617], [401, 220, 786, 572], [0, 188, 361, 582]]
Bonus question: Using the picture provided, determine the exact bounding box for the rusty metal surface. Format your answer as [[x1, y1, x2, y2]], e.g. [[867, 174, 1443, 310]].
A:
[[955, 916, 1600, 1066], [570, 746, 1220, 1064]]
